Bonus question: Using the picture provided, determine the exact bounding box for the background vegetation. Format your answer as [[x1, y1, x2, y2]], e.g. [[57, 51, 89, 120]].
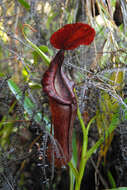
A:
[[0, 0, 127, 189]]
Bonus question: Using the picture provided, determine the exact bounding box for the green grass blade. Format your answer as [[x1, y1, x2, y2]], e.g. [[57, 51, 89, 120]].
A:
[[8, 79, 50, 132], [17, 0, 30, 10]]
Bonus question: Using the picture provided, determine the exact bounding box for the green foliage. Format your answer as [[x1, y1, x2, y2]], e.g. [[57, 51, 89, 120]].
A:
[[17, 0, 30, 10], [0, 117, 14, 147], [46, 11, 59, 31], [107, 169, 116, 188], [69, 130, 78, 190], [7, 79, 51, 132], [22, 24, 50, 65], [106, 188, 127, 190], [0, 100, 17, 148], [69, 105, 96, 190], [32, 45, 53, 65], [69, 90, 120, 190]]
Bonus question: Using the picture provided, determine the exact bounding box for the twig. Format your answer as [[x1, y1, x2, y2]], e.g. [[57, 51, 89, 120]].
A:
[[90, 158, 109, 189], [1, 173, 14, 190]]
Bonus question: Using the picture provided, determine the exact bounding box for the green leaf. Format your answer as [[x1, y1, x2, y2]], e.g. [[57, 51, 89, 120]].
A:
[[22, 25, 50, 65], [102, 162, 116, 188], [32, 45, 52, 65], [107, 169, 116, 188], [69, 130, 78, 190], [29, 42, 50, 65], [68, 161, 78, 179], [105, 187, 127, 190], [121, 98, 127, 120], [17, 0, 30, 10], [7, 79, 51, 132], [29, 82, 42, 90], [37, 45, 53, 56], [38, 45, 49, 53], [86, 112, 120, 161], [0, 73, 5, 77]]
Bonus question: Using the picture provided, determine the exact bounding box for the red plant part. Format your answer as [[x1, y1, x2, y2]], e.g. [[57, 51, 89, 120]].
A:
[[50, 23, 95, 50], [42, 23, 95, 167], [42, 50, 77, 167]]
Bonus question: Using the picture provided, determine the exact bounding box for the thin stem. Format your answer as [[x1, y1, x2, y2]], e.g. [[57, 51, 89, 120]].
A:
[[68, 162, 79, 179], [75, 107, 87, 190], [75, 109, 96, 190], [22, 24, 50, 65]]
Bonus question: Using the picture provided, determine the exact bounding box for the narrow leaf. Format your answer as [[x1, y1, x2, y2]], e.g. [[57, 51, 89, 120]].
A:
[[105, 188, 127, 190], [8, 79, 50, 132], [17, 0, 30, 10]]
